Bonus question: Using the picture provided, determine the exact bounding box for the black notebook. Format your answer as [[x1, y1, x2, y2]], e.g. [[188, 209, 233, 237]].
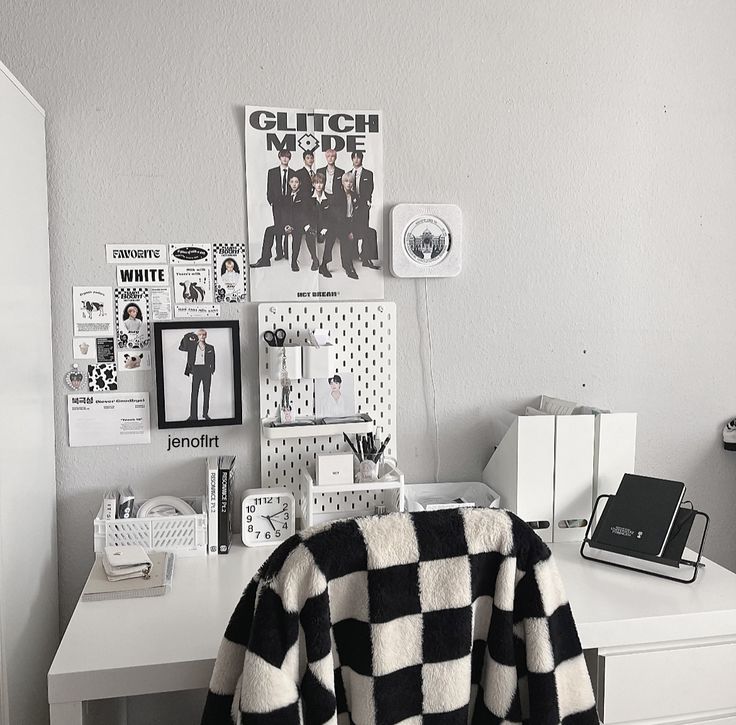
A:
[[591, 474, 686, 557]]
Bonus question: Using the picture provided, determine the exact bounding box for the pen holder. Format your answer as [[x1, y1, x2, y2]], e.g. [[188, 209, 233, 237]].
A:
[[302, 344, 336, 379], [267, 346, 302, 380], [356, 456, 399, 484], [357, 459, 379, 483]]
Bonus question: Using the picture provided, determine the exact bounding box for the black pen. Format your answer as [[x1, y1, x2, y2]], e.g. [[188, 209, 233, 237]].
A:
[[343, 433, 360, 461], [373, 434, 382, 455], [372, 434, 391, 463]]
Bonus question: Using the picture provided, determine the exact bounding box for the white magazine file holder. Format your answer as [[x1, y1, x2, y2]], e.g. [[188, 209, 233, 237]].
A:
[[483, 412, 636, 543]]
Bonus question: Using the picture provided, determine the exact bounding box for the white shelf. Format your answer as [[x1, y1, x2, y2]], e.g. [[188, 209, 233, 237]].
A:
[[261, 417, 374, 440], [313, 479, 403, 493], [300, 469, 405, 527]]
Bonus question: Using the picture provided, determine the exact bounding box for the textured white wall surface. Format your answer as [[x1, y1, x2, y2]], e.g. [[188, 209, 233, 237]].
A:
[[3, 1, 736, 721]]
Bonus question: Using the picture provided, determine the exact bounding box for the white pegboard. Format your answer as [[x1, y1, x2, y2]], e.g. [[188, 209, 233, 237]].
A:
[[258, 302, 397, 521]]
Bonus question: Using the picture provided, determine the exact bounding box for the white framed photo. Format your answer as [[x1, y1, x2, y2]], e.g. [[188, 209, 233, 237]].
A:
[[153, 321, 242, 429]]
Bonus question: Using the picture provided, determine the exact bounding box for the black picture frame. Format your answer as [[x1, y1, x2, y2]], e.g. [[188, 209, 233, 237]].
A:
[[153, 320, 242, 429]]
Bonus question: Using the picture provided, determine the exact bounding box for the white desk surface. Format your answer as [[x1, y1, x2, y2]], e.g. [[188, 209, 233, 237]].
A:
[[552, 543, 736, 650], [48, 545, 273, 704], [48, 542, 736, 705]]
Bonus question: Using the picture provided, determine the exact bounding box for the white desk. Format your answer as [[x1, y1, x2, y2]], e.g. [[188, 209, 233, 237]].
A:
[[49, 543, 736, 725], [48, 545, 273, 725]]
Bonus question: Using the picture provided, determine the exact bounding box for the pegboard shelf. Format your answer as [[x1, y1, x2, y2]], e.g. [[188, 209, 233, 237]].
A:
[[258, 302, 397, 515], [313, 478, 403, 493], [261, 416, 374, 440], [301, 469, 405, 527]]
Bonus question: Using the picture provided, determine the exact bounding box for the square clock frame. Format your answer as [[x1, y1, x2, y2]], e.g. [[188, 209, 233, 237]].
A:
[[390, 203, 462, 278]]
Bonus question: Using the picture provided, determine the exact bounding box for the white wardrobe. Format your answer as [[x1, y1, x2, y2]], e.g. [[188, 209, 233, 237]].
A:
[[0, 61, 59, 725]]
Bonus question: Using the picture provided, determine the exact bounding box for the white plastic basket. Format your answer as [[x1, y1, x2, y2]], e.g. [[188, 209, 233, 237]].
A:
[[404, 481, 501, 512], [93, 496, 207, 557]]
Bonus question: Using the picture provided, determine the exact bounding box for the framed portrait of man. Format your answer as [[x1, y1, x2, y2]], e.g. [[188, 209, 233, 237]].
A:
[[153, 320, 242, 429]]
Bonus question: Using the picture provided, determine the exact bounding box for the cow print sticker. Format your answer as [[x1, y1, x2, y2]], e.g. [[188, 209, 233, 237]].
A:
[[87, 363, 118, 392]]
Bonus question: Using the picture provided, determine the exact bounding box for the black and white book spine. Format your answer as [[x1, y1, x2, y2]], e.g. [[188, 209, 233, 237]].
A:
[[206, 458, 219, 555], [227, 466, 235, 549], [218, 464, 230, 554]]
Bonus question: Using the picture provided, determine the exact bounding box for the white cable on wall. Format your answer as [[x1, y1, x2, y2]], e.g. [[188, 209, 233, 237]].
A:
[[423, 278, 441, 483]]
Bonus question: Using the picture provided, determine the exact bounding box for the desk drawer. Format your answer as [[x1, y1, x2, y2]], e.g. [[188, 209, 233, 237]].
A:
[[598, 639, 736, 723]]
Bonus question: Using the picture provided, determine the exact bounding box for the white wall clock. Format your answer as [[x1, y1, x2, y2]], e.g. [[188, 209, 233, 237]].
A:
[[390, 203, 462, 278], [241, 487, 295, 547]]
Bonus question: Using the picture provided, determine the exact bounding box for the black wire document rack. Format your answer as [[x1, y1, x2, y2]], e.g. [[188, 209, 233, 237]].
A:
[[580, 494, 710, 584]]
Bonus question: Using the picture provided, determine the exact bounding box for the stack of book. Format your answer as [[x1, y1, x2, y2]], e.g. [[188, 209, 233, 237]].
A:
[[206, 455, 236, 555]]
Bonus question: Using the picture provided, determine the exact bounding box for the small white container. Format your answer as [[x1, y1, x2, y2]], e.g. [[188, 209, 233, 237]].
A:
[[302, 344, 336, 379], [267, 346, 302, 380], [316, 452, 354, 486]]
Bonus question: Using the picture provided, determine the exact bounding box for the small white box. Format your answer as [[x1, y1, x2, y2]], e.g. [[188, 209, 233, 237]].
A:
[[316, 453, 354, 486]]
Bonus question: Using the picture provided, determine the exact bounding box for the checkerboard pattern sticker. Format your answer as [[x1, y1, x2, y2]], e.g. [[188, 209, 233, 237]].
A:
[[202, 509, 599, 724], [212, 243, 247, 303], [114, 287, 150, 350]]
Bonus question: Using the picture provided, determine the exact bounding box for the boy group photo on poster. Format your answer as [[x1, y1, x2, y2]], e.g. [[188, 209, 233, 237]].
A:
[[245, 106, 384, 301], [250, 147, 380, 280]]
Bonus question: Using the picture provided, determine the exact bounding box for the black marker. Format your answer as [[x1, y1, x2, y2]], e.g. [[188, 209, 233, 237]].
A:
[[372, 434, 391, 463]]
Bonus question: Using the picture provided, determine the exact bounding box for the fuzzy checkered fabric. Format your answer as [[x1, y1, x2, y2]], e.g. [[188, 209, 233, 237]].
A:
[[202, 508, 599, 724]]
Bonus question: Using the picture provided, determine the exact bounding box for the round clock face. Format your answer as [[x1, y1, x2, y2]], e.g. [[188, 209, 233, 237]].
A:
[[403, 215, 451, 266], [242, 492, 295, 546]]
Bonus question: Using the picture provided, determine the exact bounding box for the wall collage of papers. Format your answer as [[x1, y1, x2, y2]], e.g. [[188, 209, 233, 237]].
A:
[[66, 106, 384, 447]]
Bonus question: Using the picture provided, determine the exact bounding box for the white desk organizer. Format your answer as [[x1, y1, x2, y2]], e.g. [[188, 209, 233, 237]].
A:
[[483, 413, 636, 543], [259, 303, 397, 523], [301, 467, 405, 527], [93, 496, 207, 557]]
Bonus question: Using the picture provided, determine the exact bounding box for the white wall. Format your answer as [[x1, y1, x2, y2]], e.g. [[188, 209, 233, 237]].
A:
[[2, 0, 736, 719]]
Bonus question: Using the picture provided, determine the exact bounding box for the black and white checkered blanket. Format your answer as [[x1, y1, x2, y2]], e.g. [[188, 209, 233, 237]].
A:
[[202, 508, 599, 724]]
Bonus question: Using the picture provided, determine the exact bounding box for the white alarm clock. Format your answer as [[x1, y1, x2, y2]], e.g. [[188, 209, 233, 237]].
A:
[[241, 487, 295, 547]]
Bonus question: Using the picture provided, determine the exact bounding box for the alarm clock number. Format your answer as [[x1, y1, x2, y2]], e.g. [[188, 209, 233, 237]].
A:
[[244, 494, 293, 544]]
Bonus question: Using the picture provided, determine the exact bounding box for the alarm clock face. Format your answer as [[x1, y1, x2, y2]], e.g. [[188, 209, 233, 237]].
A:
[[242, 490, 295, 546]]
